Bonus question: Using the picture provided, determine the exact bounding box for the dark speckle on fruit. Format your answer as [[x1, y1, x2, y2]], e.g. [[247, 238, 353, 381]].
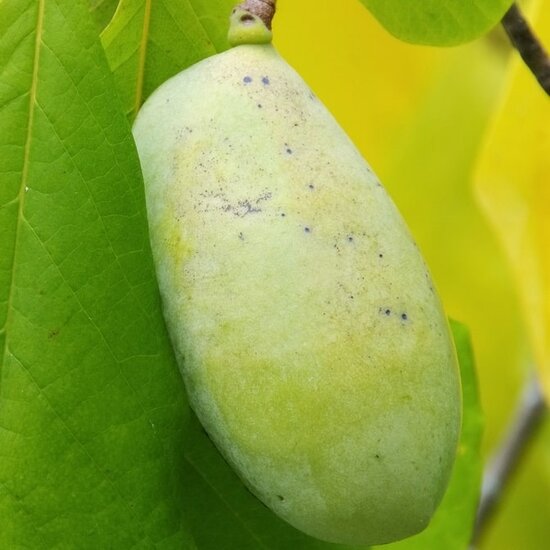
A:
[[277, 495, 284, 501], [348, 236, 353, 242], [257, 103, 262, 108], [262, 76, 270, 85], [401, 313, 408, 321], [304, 226, 311, 233], [243, 76, 252, 84], [308, 184, 315, 190]]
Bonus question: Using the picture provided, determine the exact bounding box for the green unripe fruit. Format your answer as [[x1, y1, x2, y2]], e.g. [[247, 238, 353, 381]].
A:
[[133, 3, 461, 546]]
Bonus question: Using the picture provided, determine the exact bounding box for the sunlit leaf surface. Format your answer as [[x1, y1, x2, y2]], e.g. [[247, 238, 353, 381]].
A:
[[0, 0, 193, 546], [101, 0, 236, 120]]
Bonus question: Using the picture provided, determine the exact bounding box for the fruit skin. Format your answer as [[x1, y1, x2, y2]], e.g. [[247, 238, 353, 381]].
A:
[[133, 42, 461, 545]]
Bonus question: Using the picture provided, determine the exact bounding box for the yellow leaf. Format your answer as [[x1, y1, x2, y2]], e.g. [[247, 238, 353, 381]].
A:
[[475, 0, 550, 401]]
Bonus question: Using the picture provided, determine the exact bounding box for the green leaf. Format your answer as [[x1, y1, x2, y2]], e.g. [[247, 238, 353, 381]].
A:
[[358, 0, 513, 45], [100, 0, 236, 121], [0, 0, 194, 547], [182, 414, 364, 550], [378, 320, 483, 550], [88, 0, 119, 31]]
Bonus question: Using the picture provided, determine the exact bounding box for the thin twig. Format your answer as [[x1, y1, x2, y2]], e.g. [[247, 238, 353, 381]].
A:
[[501, 3, 550, 95], [471, 374, 547, 547]]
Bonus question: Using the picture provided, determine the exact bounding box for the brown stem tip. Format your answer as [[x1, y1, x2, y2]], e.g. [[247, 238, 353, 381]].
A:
[[501, 3, 550, 95], [235, 0, 277, 30]]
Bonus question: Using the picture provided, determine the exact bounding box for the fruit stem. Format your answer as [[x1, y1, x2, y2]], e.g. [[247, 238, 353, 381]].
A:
[[228, 1, 277, 47], [236, 0, 277, 30]]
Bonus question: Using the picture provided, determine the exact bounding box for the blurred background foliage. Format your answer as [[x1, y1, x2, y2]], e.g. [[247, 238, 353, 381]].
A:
[[475, 0, 550, 404], [271, 1, 548, 548]]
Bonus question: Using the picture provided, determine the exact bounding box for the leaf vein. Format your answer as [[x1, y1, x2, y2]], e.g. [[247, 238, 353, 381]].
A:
[[1, 0, 45, 368]]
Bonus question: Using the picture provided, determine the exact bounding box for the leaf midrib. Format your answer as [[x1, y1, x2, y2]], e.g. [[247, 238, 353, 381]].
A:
[[0, 0, 45, 362]]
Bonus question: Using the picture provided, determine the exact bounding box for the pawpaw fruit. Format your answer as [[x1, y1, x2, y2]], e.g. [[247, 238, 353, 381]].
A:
[[133, 3, 461, 545]]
